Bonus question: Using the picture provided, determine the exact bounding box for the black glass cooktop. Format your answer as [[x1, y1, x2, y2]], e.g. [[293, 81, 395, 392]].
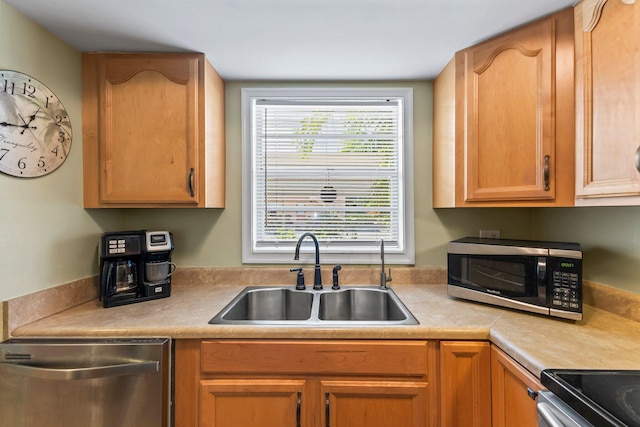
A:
[[541, 369, 640, 427]]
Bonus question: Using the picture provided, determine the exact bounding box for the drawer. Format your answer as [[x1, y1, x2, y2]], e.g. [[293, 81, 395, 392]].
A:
[[201, 340, 431, 377]]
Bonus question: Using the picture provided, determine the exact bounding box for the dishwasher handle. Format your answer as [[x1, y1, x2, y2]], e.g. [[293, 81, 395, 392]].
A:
[[0, 360, 159, 381]]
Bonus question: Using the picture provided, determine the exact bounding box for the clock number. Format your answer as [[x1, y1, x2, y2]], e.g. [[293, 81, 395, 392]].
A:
[[37, 156, 45, 168], [22, 81, 36, 98], [3, 79, 15, 95], [52, 146, 59, 157], [45, 96, 51, 108], [0, 148, 8, 161], [58, 131, 67, 143], [17, 157, 27, 170]]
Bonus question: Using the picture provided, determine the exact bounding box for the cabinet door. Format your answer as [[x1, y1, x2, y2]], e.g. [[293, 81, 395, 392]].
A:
[[575, 0, 640, 202], [200, 379, 306, 427], [321, 380, 428, 427], [439, 341, 491, 427], [460, 12, 570, 203], [97, 54, 200, 205], [491, 345, 543, 427]]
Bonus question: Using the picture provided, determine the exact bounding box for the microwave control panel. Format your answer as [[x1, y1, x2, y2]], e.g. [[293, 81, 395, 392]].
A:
[[548, 258, 582, 312]]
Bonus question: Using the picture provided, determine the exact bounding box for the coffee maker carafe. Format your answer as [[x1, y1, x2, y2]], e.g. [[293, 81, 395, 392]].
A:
[[112, 259, 138, 293], [99, 231, 174, 308]]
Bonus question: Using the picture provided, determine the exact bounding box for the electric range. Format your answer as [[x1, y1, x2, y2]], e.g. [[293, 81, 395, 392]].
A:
[[540, 369, 640, 426]]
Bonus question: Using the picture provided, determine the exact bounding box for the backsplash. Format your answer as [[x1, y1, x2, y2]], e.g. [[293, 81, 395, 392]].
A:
[[171, 266, 447, 288], [2, 276, 98, 339], [583, 280, 640, 323]]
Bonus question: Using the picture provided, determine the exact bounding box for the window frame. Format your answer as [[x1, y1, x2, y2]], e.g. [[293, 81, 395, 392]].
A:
[[241, 87, 414, 265]]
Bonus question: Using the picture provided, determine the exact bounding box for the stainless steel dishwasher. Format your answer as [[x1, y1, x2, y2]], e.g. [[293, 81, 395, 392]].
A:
[[0, 337, 171, 427]]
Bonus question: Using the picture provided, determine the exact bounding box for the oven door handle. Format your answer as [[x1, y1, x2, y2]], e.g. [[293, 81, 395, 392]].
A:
[[537, 402, 566, 427], [0, 360, 159, 381]]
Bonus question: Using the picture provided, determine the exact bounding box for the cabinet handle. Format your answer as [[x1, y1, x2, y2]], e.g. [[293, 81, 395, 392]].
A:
[[296, 391, 301, 427], [634, 146, 640, 174], [543, 155, 550, 191], [188, 168, 195, 197], [325, 392, 330, 427], [527, 387, 538, 400]]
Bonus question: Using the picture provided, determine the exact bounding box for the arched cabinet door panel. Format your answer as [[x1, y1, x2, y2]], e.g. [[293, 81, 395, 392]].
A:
[[432, 8, 574, 207], [82, 52, 226, 208], [574, 0, 640, 205]]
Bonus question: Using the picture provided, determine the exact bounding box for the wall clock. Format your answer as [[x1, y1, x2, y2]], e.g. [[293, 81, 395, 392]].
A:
[[0, 70, 72, 177]]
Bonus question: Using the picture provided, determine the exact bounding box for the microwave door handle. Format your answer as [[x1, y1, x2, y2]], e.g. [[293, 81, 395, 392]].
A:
[[0, 360, 158, 381], [537, 257, 547, 282]]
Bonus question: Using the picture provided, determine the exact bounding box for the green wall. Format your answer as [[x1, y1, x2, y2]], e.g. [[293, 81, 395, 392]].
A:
[[534, 207, 640, 294], [0, 0, 124, 304]]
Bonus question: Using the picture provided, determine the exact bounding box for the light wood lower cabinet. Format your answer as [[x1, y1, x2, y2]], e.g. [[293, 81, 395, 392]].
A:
[[322, 380, 428, 427], [175, 339, 544, 427], [439, 341, 492, 427], [200, 379, 306, 427], [439, 341, 544, 427], [175, 339, 437, 427], [491, 345, 544, 427]]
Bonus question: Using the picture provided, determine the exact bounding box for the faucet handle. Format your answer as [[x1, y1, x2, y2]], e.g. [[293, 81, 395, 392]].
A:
[[290, 268, 305, 290], [380, 268, 392, 289]]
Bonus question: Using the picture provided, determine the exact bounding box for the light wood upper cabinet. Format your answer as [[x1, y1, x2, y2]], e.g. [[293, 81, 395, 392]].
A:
[[491, 345, 544, 427], [433, 8, 575, 207], [82, 53, 225, 208], [574, 0, 640, 205]]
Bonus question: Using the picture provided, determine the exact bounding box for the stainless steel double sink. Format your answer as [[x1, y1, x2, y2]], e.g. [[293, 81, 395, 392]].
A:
[[208, 286, 419, 326]]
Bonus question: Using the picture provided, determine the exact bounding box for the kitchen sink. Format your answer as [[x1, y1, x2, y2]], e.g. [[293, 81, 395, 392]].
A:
[[209, 286, 418, 326], [218, 288, 313, 321], [318, 288, 408, 321]]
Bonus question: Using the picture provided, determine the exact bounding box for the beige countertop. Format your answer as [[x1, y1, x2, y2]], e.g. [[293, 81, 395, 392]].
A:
[[10, 282, 640, 378]]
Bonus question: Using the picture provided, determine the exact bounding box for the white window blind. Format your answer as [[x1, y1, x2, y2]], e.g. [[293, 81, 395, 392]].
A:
[[242, 88, 414, 264]]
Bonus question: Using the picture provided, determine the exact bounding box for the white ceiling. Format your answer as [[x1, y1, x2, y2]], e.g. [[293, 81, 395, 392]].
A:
[[6, 0, 577, 81]]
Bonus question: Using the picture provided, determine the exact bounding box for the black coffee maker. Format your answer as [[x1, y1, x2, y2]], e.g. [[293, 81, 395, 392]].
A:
[[99, 230, 174, 308]]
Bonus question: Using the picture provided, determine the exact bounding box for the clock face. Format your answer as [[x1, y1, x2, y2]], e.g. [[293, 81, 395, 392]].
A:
[[0, 70, 72, 177]]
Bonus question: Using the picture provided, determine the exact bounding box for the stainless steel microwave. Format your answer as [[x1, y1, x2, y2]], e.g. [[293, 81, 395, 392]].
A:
[[447, 237, 582, 321]]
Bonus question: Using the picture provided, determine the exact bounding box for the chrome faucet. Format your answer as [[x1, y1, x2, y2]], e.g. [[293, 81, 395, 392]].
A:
[[294, 232, 322, 290], [380, 239, 392, 289]]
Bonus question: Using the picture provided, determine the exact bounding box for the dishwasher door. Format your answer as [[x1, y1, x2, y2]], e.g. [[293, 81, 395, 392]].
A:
[[0, 337, 170, 427]]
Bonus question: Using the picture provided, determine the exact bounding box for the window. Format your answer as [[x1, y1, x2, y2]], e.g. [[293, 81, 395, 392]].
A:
[[242, 88, 414, 264]]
